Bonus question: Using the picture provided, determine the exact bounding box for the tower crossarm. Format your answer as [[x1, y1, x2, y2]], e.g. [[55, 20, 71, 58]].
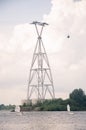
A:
[[31, 68, 50, 71]]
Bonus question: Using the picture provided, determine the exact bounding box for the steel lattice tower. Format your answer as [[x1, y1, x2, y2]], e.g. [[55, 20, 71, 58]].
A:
[[27, 21, 55, 101]]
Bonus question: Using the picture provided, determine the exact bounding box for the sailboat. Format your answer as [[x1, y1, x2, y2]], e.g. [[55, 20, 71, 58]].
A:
[[15, 105, 23, 115], [67, 104, 74, 114], [67, 104, 70, 112], [15, 105, 20, 112]]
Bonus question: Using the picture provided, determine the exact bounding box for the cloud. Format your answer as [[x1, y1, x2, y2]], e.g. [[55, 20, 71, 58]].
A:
[[74, 0, 82, 2], [0, 24, 35, 104], [0, 0, 86, 104], [43, 0, 86, 95]]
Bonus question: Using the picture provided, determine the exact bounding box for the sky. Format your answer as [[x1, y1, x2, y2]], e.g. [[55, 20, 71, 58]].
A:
[[0, 0, 86, 105]]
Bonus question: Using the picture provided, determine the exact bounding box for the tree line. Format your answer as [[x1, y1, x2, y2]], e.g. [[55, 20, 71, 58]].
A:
[[0, 88, 86, 111], [21, 88, 86, 111], [0, 104, 15, 110]]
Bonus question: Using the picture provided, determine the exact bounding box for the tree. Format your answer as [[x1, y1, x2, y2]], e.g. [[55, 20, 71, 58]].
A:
[[69, 88, 85, 105]]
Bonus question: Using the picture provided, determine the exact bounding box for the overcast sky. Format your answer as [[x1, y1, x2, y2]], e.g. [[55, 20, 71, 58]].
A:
[[0, 0, 86, 105]]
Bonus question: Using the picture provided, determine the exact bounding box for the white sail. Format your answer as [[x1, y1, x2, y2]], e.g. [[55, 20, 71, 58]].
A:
[[67, 104, 70, 112], [67, 104, 74, 114], [15, 106, 20, 112]]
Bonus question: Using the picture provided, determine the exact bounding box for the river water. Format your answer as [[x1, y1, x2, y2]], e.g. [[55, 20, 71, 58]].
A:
[[0, 111, 86, 130]]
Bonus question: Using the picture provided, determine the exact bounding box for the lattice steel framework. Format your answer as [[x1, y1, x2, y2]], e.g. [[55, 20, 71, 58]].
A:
[[27, 21, 55, 101]]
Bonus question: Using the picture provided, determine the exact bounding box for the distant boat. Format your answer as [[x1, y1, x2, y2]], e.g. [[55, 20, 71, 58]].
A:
[[67, 104, 70, 112], [67, 104, 74, 114], [15, 105, 20, 112]]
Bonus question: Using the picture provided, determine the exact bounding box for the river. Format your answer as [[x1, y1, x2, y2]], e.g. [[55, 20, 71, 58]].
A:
[[0, 111, 86, 130]]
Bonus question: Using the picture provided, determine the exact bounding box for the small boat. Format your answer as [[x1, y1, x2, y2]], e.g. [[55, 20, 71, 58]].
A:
[[14, 105, 23, 115], [67, 104, 70, 112], [67, 104, 74, 114], [15, 105, 20, 112]]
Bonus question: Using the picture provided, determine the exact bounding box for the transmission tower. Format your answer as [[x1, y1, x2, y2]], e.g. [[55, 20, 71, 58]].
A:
[[27, 21, 55, 101]]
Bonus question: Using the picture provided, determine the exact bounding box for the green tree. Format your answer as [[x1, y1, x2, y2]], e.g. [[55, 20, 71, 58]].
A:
[[69, 88, 85, 106]]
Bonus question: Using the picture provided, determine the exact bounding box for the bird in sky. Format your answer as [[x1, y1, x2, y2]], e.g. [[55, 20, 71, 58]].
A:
[[67, 35, 70, 38]]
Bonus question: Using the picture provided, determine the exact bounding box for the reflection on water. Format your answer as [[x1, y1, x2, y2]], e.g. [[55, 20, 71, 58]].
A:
[[0, 111, 86, 130]]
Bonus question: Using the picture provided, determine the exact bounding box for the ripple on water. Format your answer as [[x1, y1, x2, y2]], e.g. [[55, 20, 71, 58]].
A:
[[0, 111, 86, 130]]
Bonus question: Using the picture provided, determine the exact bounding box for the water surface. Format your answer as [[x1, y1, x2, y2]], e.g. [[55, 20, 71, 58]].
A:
[[0, 111, 86, 130]]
